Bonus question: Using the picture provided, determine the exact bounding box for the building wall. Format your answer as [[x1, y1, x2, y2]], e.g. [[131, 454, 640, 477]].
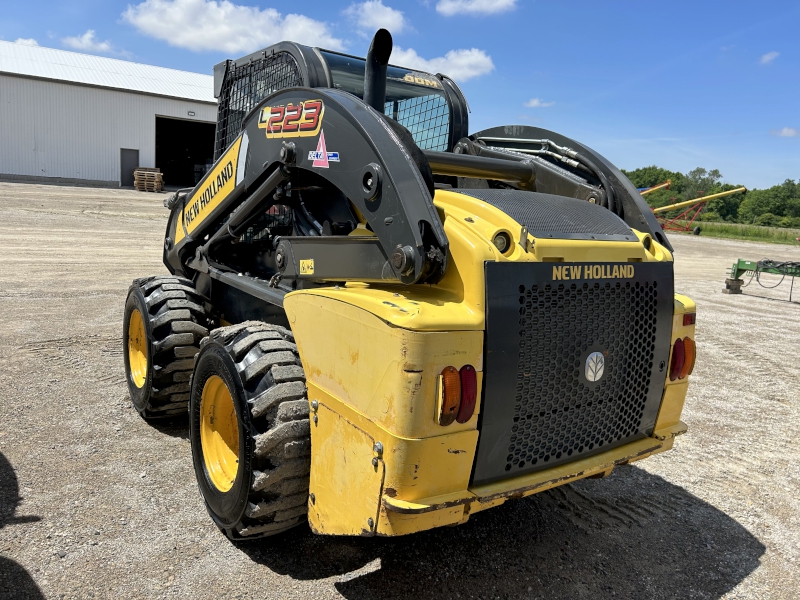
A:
[[0, 74, 216, 186]]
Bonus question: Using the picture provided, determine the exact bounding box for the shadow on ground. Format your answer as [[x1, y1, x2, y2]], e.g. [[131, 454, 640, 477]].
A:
[[146, 417, 190, 440], [240, 465, 764, 599], [0, 451, 44, 600]]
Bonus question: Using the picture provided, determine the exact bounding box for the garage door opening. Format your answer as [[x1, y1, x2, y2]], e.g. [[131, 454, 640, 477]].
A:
[[155, 116, 215, 188]]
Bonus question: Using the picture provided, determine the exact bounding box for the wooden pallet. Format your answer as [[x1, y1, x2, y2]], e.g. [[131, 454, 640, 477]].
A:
[[133, 168, 164, 192]]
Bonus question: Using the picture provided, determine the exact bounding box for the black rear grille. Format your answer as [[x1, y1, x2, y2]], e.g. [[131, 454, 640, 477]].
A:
[[473, 261, 673, 486], [509, 280, 657, 472]]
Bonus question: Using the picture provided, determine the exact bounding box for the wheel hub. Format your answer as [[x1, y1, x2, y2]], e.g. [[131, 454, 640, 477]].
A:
[[200, 375, 240, 492], [127, 308, 148, 388]]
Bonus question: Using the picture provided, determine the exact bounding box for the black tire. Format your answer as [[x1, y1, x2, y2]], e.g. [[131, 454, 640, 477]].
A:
[[189, 321, 310, 539], [693, 226, 701, 236], [123, 275, 211, 419]]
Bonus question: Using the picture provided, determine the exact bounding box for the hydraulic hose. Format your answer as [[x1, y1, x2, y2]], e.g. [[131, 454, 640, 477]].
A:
[[476, 135, 621, 217], [573, 152, 617, 216], [297, 194, 323, 235]]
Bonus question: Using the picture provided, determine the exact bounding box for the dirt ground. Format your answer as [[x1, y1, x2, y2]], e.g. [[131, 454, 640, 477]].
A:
[[0, 181, 798, 600]]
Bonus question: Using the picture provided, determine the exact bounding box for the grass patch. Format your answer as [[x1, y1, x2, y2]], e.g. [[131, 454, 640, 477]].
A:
[[669, 221, 800, 245]]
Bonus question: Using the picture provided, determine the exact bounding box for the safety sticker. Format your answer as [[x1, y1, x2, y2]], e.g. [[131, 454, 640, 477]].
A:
[[308, 130, 340, 168], [299, 259, 315, 275], [258, 99, 324, 139]]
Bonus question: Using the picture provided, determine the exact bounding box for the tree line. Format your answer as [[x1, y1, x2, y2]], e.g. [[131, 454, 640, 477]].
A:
[[621, 166, 800, 228]]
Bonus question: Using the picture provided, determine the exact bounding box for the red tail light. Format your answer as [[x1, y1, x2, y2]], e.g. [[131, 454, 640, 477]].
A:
[[683, 313, 696, 326], [456, 365, 477, 423], [439, 366, 461, 426], [680, 337, 696, 379], [669, 339, 685, 382]]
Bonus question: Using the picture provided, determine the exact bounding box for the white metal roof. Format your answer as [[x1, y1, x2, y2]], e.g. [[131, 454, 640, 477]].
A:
[[0, 40, 215, 104]]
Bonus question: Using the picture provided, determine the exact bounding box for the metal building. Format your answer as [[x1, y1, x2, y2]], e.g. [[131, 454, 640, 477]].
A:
[[0, 41, 217, 188]]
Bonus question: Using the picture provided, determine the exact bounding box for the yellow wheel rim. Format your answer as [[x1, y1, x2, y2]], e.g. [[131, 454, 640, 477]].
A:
[[200, 375, 240, 492], [127, 308, 148, 388]]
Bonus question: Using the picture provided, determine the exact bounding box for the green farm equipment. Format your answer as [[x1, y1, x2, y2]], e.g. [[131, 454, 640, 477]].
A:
[[724, 259, 800, 301]]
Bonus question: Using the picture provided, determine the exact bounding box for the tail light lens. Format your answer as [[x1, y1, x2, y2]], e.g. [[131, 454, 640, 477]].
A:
[[683, 313, 696, 326], [439, 366, 461, 426], [456, 365, 477, 423], [669, 339, 685, 382], [680, 337, 696, 379]]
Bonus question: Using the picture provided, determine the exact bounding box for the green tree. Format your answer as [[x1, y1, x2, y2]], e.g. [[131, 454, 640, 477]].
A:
[[683, 167, 723, 199], [705, 183, 746, 221], [755, 213, 779, 227], [621, 166, 685, 194], [738, 179, 799, 223]]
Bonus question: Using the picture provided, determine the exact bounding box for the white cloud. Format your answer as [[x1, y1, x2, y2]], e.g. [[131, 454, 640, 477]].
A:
[[772, 127, 798, 137], [392, 47, 493, 81], [760, 51, 779, 65], [436, 0, 517, 16], [14, 38, 39, 46], [123, 0, 344, 53], [62, 30, 113, 53], [345, 1, 407, 35], [524, 98, 554, 108]]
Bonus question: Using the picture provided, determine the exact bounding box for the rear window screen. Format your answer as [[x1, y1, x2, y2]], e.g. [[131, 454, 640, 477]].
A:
[[320, 51, 450, 152]]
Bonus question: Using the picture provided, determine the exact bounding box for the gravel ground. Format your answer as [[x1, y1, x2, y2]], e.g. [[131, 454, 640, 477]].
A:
[[1, 181, 798, 600]]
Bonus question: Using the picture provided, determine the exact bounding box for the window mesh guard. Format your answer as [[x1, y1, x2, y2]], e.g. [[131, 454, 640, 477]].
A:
[[214, 53, 303, 160], [385, 95, 450, 151]]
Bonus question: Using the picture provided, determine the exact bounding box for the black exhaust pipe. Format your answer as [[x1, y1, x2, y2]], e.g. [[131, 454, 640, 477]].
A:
[[364, 29, 392, 112]]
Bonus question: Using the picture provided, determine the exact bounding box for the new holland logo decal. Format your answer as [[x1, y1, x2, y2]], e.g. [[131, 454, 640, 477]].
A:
[[585, 352, 605, 383], [308, 130, 339, 168], [552, 264, 635, 281]]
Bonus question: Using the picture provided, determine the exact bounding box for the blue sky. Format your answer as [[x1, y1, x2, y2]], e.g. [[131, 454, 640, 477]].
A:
[[2, 0, 798, 189]]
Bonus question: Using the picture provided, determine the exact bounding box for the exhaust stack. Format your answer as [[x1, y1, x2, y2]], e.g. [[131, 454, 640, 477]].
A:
[[363, 29, 392, 112]]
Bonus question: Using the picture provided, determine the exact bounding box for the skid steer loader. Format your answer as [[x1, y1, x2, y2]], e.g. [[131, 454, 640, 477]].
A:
[[123, 29, 696, 539]]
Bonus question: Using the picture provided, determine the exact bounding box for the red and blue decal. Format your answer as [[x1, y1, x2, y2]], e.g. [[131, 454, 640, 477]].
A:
[[308, 130, 340, 168]]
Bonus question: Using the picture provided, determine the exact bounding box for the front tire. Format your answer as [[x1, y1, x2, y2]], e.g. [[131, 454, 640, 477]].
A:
[[189, 321, 310, 539]]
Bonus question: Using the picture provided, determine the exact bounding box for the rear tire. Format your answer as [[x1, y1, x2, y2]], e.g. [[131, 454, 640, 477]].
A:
[[189, 321, 310, 539], [123, 275, 210, 419]]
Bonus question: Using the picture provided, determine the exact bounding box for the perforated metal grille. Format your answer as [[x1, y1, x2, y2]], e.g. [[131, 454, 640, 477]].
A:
[[385, 94, 449, 151], [455, 189, 635, 241], [507, 279, 659, 473], [214, 53, 302, 159]]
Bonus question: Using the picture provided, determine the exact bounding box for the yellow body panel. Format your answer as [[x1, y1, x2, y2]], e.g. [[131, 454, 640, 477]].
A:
[[284, 189, 693, 536], [306, 382, 479, 535], [286, 297, 483, 439], [307, 401, 385, 535], [655, 293, 697, 430]]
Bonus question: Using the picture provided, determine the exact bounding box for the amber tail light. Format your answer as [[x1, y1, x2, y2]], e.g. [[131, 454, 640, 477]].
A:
[[439, 366, 461, 426], [456, 365, 477, 423], [680, 337, 696, 379]]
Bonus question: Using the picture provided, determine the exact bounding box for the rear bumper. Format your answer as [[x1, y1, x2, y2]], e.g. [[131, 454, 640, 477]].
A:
[[379, 421, 686, 534]]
